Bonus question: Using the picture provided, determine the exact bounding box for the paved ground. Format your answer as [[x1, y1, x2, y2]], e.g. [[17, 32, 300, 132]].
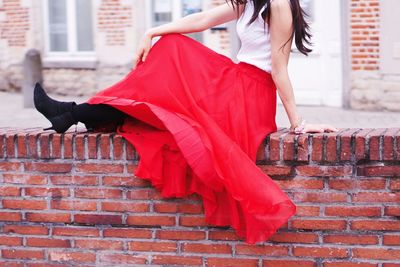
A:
[[1, 90, 400, 130]]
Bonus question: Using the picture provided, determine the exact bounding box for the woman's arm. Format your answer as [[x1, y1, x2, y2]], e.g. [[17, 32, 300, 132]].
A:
[[269, 0, 338, 133], [133, 2, 244, 67], [146, 2, 245, 38]]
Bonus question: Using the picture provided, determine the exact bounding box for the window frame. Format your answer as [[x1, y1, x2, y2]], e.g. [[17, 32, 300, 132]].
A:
[[42, 0, 96, 62], [146, 0, 204, 43]]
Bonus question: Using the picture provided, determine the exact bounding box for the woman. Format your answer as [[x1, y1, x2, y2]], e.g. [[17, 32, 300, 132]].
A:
[[34, 0, 338, 244]]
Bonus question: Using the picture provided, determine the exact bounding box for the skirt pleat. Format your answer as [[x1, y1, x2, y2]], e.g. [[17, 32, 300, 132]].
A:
[[86, 33, 296, 244]]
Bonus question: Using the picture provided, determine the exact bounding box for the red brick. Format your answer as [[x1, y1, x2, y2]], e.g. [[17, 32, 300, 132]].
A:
[[329, 178, 386, 190], [339, 129, 361, 161], [0, 186, 21, 196], [292, 219, 347, 230], [3, 173, 47, 185], [325, 132, 339, 162], [152, 255, 202, 266], [16, 133, 27, 158], [112, 135, 124, 160], [129, 241, 177, 252], [52, 227, 100, 237], [351, 220, 400, 231], [153, 202, 203, 214], [25, 187, 70, 197], [357, 164, 400, 177], [182, 243, 232, 254], [324, 262, 377, 267], [295, 205, 320, 216], [293, 246, 349, 258], [126, 188, 163, 200], [39, 133, 50, 159], [283, 133, 295, 161], [263, 260, 315, 267], [355, 129, 374, 160], [100, 134, 111, 159], [50, 133, 62, 158], [75, 163, 123, 173], [103, 175, 150, 187], [74, 214, 122, 225], [156, 230, 205, 240], [2, 249, 44, 260], [235, 244, 287, 256], [259, 165, 293, 177], [385, 206, 400, 216], [323, 234, 378, 245], [103, 228, 152, 239], [26, 237, 71, 248], [6, 133, 16, 158], [383, 235, 400, 246], [0, 212, 22, 221], [75, 134, 85, 160], [51, 200, 97, 211], [24, 162, 72, 173], [2, 199, 47, 210], [311, 133, 324, 161], [268, 130, 284, 161], [63, 134, 73, 159], [26, 212, 71, 223], [297, 134, 309, 162], [269, 232, 318, 243], [206, 257, 258, 267], [0, 236, 22, 246], [353, 248, 400, 260], [0, 162, 22, 171], [325, 206, 381, 217], [48, 251, 96, 263], [208, 230, 241, 241], [296, 165, 352, 177], [74, 188, 122, 199], [293, 192, 347, 203], [75, 239, 123, 250], [383, 128, 400, 160], [368, 128, 386, 161], [50, 175, 98, 185], [179, 215, 207, 227], [127, 215, 175, 226], [353, 192, 400, 202], [101, 201, 149, 212], [87, 133, 99, 159], [3, 225, 49, 235], [99, 253, 147, 265]]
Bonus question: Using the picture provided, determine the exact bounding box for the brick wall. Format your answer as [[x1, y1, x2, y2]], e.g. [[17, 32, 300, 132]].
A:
[[0, 0, 30, 47], [350, 0, 380, 71], [1, 127, 400, 266], [97, 0, 133, 46]]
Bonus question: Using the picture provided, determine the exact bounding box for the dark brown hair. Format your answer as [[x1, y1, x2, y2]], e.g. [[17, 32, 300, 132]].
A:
[[226, 0, 312, 56]]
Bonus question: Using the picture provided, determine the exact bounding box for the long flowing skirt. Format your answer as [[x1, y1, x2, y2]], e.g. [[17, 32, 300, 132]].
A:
[[86, 33, 296, 244]]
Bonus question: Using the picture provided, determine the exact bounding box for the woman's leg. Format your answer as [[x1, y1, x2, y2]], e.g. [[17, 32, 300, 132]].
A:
[[71, 103, 127, 125]]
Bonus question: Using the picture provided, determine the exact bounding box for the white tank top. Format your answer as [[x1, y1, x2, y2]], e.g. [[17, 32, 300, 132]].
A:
[[236, 1, 272, 73]]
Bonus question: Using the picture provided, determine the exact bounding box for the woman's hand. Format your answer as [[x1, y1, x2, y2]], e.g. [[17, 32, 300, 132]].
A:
[[132, 31, 154, 69], [302, 123, 339, 133]]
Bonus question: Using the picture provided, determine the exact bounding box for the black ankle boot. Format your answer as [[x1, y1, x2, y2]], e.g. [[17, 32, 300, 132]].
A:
[[33, 82, 77, 118], [43, 111, 78, 133]]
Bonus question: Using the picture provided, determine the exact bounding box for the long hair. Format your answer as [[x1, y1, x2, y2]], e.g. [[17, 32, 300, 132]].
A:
[[226, 0, 312, 56]]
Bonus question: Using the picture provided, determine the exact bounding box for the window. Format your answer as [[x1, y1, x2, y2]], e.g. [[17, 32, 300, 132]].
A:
[[150, 0, 203, 43], [43, 0, 95, 60]]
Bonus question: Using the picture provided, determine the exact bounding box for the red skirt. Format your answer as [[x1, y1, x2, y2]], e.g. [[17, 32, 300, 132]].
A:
[[86, 33, 296, 244]]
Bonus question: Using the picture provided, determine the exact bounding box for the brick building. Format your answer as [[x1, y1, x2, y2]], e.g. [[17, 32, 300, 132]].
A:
[[0, 0, 399, 111]]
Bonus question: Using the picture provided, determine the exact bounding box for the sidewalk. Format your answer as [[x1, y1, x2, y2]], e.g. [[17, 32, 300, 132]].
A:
[[1, 91, 400, 130]]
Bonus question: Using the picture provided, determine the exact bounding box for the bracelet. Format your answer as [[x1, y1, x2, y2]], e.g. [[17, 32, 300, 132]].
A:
[[289, 118, 306, 134]]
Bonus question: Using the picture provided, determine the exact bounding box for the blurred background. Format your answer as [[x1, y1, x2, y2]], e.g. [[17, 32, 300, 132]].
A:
[[0, 0, 399, 129]]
